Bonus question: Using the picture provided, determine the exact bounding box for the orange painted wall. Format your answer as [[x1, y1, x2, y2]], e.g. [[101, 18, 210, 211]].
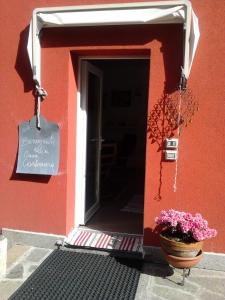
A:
[[0, 0, 224, 253]]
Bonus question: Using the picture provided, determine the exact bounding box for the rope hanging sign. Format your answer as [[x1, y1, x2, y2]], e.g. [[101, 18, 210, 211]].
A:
[[16, 88, 60, 175]]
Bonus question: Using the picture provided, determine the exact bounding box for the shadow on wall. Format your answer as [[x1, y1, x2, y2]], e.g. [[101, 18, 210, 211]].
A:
[[13, 25, 199, 192], [15, 23, 183, 95], [15, 26, 34, 93], [15, 22, 184, 91], [147, 89, 199, 151], [41, 23, 183, 94], [13, 23, 184, 186], [10, 169, 51, 184], [13, 27, 52, 183], [144, 226, 161, 248], [147, 89, 199, 201], [144, 224, 169, 250]]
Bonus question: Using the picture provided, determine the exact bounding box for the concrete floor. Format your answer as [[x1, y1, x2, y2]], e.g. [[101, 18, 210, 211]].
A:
[[0, 245, 225, 300]]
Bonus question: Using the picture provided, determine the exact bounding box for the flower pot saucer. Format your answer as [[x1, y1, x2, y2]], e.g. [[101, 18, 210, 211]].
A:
[[162, 249, 203, 269]]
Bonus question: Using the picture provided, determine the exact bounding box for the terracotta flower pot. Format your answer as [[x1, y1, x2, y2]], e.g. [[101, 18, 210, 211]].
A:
[[163, 250, 203, 269], [159, 233, 203, 258]]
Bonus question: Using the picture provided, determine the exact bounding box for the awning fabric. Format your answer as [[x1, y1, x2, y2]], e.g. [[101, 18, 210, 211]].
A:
[[27, 1, 200, 88]]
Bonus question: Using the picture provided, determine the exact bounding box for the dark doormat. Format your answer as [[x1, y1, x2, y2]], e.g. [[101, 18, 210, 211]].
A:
[[9, 249, 140, 300]]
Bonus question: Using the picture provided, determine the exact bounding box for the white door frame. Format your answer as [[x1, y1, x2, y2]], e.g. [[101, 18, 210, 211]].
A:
[[83, 61, 103, 223], [74, 55, 149, 228]]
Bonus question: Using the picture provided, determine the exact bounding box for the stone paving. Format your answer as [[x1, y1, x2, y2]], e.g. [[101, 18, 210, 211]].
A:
[[0, 245, 52, 300], [136, 262, 225, 300], [0, 245, 225, 300]]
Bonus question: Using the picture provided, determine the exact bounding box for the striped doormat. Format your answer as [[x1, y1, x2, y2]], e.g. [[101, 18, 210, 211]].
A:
[[65, 229, 143, 254]]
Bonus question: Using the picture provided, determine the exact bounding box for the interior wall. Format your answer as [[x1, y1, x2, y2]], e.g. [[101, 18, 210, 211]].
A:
[[92, 60, 149, 169]]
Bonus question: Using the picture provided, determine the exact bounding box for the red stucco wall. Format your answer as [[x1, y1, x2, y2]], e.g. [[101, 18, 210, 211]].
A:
[[0, 0, 224, 253], [144, 1, 225, 253]]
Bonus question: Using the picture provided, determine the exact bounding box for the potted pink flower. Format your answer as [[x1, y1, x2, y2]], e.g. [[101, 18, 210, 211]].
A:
[[155, 209, 217, 269]]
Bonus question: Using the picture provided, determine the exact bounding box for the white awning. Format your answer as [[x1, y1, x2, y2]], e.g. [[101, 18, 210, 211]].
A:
[[27, 1, 200, 88]]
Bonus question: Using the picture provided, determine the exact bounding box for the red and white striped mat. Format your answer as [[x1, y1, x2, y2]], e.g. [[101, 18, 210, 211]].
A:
[[65, 229, 143, 253]]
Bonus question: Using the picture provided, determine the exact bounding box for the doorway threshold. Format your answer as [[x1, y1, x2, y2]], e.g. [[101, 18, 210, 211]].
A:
[[64, 228, 143, 257]]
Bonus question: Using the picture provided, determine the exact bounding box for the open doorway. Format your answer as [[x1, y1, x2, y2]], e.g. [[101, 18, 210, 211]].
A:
[[80, 58, 149, 235]]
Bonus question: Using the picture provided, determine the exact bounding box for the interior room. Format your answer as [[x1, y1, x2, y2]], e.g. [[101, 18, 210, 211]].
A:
[[85, 59, 149, 234]]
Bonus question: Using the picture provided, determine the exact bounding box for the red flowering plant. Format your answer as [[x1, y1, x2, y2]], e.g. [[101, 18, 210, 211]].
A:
[[155, 209, 217, 243]]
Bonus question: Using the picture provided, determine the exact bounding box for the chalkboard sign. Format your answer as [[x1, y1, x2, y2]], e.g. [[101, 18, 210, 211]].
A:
[[16, 116, 60, 175]]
